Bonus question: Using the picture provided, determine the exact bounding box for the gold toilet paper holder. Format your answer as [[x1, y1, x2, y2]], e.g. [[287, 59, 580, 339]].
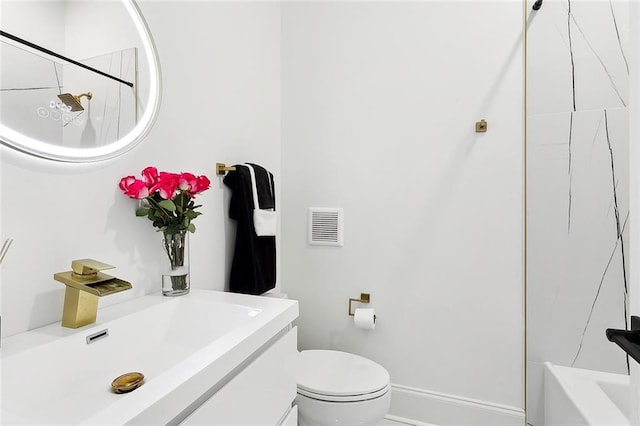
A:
[[348, 293, 370, 316]]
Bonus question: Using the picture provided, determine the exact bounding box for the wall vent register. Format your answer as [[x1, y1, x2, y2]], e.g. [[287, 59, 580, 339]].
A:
[[308, 208, 344, 246]]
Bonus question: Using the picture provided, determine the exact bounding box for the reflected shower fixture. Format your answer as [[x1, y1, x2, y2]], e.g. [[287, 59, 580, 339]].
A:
[[57, 92, 93, 112], [532, 0, 543, 10]]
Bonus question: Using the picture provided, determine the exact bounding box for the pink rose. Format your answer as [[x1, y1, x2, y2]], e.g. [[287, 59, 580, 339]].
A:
[[119, 176, 136, 192], [194, 175, 211, 194], [152, 172, 179, 199], [178, 172, 197, 192], [141, 166, 159, 187], [177, 173, 210, 196], [119, 177, 149, 199]]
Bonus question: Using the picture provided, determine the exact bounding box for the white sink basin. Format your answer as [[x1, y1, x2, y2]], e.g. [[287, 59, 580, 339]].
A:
[[1, 290, 298, 425], [544, 362, 630, 426]]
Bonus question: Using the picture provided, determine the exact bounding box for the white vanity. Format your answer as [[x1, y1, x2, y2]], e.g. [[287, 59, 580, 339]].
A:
[[1, 290, 299, 425]]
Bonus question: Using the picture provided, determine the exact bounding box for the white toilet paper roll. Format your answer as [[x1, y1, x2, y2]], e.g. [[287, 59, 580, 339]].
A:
[[354, 308, 376, 330]]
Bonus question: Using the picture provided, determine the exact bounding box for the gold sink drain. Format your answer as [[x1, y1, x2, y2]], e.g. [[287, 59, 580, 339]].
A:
[[111, 372, 144, 394]]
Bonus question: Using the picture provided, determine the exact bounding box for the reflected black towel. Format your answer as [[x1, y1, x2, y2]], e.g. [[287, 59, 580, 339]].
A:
[[223, 163, 276, 295]]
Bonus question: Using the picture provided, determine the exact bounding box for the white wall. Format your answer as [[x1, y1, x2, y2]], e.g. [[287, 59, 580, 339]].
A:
[[0, 1, 281, 338], [526, 1, 631, 424], [280, 1, 524, 423]]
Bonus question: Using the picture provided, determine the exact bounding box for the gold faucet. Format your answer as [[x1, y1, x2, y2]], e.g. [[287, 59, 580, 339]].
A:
[[54, 259, 132, 328]]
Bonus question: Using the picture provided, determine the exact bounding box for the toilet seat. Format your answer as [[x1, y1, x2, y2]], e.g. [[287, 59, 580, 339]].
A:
[[297, 382, 391, 402], [297, 350, 390, 403]]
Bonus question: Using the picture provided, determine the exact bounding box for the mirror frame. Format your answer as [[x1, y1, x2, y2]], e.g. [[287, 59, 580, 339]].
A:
[[0, 0, 162, 162]]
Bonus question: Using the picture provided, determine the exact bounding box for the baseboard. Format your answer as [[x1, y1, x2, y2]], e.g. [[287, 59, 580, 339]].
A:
[[385, 413, 437, 426], [388, 384, 525, 426]]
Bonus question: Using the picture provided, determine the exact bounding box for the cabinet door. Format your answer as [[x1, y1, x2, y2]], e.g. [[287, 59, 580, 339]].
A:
[[181, 327, 297, 425]]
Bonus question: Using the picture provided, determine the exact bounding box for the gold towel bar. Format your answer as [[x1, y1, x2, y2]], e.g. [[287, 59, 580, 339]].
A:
[[216, 163, 236, 175]]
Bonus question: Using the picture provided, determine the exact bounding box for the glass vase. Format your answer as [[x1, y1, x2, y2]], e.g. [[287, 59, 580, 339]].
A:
[[161, 229, 190, 296]]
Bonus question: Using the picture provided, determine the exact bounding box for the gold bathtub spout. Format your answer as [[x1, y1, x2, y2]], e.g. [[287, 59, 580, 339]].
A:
[[54, 259, 132, 328]]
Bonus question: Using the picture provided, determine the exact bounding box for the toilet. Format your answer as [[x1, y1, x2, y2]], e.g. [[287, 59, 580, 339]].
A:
[[296, 350, 391, 426]]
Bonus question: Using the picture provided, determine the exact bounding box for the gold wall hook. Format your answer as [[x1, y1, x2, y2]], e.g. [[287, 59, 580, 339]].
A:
[[348, 293, 370, 316], [475, 119, 488, 133]]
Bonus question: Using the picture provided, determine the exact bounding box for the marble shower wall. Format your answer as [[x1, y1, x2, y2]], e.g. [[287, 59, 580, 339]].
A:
[[526, 0, 630, 424]]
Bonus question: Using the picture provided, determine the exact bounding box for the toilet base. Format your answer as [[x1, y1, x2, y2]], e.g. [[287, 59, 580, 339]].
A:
[[296, 390, 391, 426]]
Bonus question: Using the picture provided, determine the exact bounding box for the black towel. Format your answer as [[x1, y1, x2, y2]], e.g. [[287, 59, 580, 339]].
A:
[[223, 163, 276, 295]]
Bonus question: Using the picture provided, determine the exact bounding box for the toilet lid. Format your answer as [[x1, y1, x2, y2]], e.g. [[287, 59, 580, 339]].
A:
[[297, 350, 390, 397]]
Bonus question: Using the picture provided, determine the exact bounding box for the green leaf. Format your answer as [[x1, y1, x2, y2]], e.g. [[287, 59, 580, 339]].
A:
[[188, 223, 196, 233], [158, 200, 176, 211], [135, 207, 150, 216]]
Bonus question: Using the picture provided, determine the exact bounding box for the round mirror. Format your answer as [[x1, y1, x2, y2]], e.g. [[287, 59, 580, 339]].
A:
[[0, 0, 161, 162]]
